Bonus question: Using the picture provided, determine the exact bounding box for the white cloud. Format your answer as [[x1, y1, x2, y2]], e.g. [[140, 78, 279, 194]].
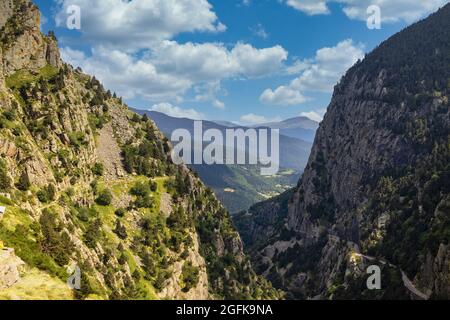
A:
[[150, 103, 205, 120], [300, 109, 327, 122], [62, 41, 288, 105], [260, 39, 364, 106], [56, 0, 289, 110], [152, 41, 287, 80], [240, 113, 281, 125], [56, 0, 225, 50], [284, 0, 449, 23], [292, 39, 364, 92], [343, 0, 449, 23], [285, 0, 329, 15], [285, 59, 312, 75], [40, 14, 48, 27], [230, 43, 288, 78], [250, 23, 269, 39], [61, 47, 191, 102], [194, 81, 226, 109], [260, 86, 309, 106]]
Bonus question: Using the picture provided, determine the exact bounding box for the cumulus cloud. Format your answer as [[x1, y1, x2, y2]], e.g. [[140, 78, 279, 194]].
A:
[[194, 81, 226, 109], [285, 59, 312, 75], [284, 0, 449, 23], [61, 47, 191, 102], [260, 86, 309, 106], [56, 0, 289, 109], [300, 109, 327, 122], [152, 41, 287, 80], [291, 39, 364, 92], [285, 0, 330, 15], [250, 23, 269, 39], [62, 41, 288, 105], [56, 0, 226, 50], [150, 103, 205, 120], [260, 39, 364, 106], [239, 113, 281, 125]]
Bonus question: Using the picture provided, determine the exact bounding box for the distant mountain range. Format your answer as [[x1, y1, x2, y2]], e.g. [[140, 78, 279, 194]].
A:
[[213, 116, 319, 142], [133, 110, 317, 212], [253, 116, 319, 142]]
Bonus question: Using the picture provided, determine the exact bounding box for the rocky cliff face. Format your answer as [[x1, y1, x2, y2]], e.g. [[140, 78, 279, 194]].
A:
[[235, 4, 450, 299], [1, 0, 60, 75], [0, 0, 14, 29], [0, 0, 279, 300], [0, 249, 24, 290]]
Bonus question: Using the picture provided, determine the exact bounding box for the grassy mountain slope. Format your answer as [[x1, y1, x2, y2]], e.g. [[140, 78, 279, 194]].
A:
[[0, 0, 280, 300]]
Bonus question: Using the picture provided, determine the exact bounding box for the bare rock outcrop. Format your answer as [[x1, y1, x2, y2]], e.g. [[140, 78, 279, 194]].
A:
[[0, 0, 14, 29], [1, 0, 60, 75], [95, 123, 126, 181], [158, 233, 210, 300], [0, 249, 25, 290]]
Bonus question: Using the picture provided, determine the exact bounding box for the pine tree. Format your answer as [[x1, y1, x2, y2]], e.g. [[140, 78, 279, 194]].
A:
[[113, 219, 127, 240], [16, 170, 31, 191], [0, 159, 11, 190], [84, 218, 102, 248]]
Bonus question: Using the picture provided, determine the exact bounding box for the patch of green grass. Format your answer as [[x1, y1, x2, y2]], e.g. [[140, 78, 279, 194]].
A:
[[0, 267, 74, 300], [124, 249, 138, 272], [100, 176, 169, 217], [5, 70, 36, 89], [93, 204, 116, 230], [0, 115, 16, 130], [39, 64, 60, 79], [0, 196, 14, 206], [11, 91, 26, 107], [68, 131, 87, 148], [107, 176, 147, 196], [0, 204, 67, 281], [153, 177, 168, 213], [135, 279, 158, 300], [0, 204, 31, 232], [5, 64, 59, 90]]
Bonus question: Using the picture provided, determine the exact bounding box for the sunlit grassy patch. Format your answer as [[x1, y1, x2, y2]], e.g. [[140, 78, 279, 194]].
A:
[[5, 64, 59, 90], [0, 203, 67, 281], [0, 200, 32, 233], [0, 267, 74, 300]]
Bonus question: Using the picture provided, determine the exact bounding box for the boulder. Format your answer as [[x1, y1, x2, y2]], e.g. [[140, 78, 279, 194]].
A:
[[0, 248, 25, 290]]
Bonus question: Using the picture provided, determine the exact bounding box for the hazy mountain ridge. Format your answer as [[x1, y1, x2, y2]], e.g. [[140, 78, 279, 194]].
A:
[[133, 110, 313, 213], [134, 110, 313, 169], [0, 0, 280, 300], [253, 116, 319, 142], [235, 4, 450, 300]]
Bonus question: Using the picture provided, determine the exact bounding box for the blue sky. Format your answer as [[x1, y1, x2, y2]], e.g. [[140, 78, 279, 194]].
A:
[[33, 0, 448, 124]]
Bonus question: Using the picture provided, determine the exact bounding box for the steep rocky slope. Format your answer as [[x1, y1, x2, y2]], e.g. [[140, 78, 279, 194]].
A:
[[0, 248, 24, 290], [235, 4, 450, 300], [0, 0, 279, 300]]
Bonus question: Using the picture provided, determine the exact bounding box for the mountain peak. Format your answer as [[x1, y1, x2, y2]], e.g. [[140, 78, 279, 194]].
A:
[[0, 0, 60, 76]]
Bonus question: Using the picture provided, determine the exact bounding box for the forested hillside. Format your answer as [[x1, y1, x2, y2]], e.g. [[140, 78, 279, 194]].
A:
[[235, 4, 450, 300]]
